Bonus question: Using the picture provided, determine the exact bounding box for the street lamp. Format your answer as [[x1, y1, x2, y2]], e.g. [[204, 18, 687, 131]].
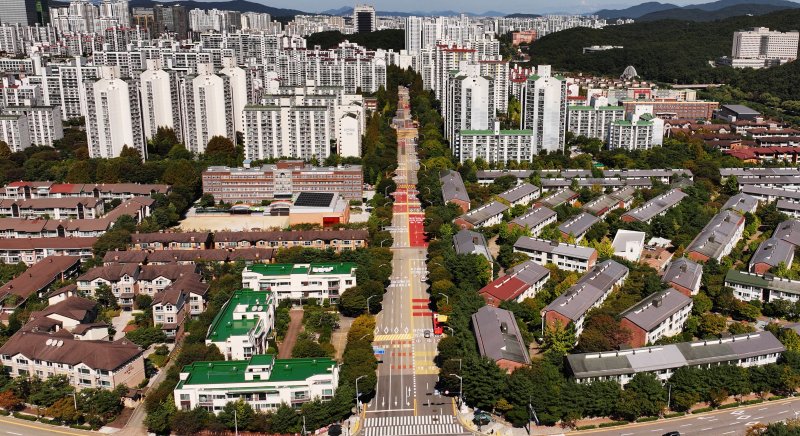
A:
[[444, 326, 454, 336], [355, 375, 367, 413], [70, 392, 77, 411], [366, 295, 377, 314], [666, 382, 672, 411], [450, 374, 463, 409], [380, 239, 391, 248], [436, 293, 449, 305]]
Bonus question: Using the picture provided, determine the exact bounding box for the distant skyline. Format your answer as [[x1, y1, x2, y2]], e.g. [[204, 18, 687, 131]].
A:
[[180, 0, 795, 14]]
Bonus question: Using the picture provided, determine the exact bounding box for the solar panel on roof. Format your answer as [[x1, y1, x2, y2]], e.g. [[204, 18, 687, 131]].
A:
[[294, 192, 335, 207]]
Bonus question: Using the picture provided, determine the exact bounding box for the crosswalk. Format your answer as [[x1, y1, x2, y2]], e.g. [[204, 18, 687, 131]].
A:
[[363, 415, 469, 436]]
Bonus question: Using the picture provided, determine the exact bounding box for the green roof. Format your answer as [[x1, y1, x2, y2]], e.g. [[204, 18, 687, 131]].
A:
[[206, 289, 272, 342], [178, 355, 336, 386], [612, 120, 654, 127], [526, 74, 540, 81], [246, 263, 356, 276]]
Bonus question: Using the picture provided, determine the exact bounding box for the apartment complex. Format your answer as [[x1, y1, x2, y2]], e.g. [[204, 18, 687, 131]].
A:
[[542, 260, 629, 336], [478, 260, 550, 306], [205, 289, 275, 361], [514, 237, 598, 272], [568, 332, 784, 385], [621, 189, 687, 224], [566, 98, 624, 141], [620, 288, 693, 347], [202, 161, 364, 204], [520, 65, 567, 153], [174, 355, 338, 413], [685, 209, 746, 262], [241, 262, 357, 304]]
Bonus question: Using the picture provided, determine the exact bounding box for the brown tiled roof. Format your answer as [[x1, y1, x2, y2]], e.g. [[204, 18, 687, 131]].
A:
[[152, 273, 207, 306], [0, 197, 102, 209], [77, 264, 139, 282], [0, 331, 142, 371], [71, 323, 109, 335], [47, 283, 77, 298], [0, 256, 81, 300], [131, 232, 210, 244], [29, 296, 97, 324], [138, 264, 197, 281], [102, 251, 148, 264]]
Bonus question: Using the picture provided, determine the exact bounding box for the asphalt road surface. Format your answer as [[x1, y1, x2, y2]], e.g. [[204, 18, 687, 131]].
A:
[[579, 396, 800, 436], [0, 416, 96, 436], [362, 86, 470, 436]]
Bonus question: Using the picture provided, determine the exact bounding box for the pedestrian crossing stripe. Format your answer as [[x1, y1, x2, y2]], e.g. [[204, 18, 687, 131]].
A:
[[363, 415, 469, 436], [374, 333, 413, 342]]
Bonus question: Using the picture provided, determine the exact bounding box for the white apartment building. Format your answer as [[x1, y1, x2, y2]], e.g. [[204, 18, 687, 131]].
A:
[[183, 63, 235, 154], [353, 4, 376, 33], [85, 66, 145, 159], [2, 105, 64, 147], [39, 56, 99, 121], [445, 64, 494, 141], [174, 354, 339, 413], [607, 105, 664, 150], [567, 97, 624, 140], [241, 263, 357, 304], [139, 59, 183, 142], [205, 289, 275, 361], [0, 114, 30, 151], [243, 99, 331, 162], [620, 288, 693, 347], [219, 57, 248, 134], [455, 122, 534, 164], [479, 60, 509, 113], [521, 65, 567, 153], [514, 237, 598, 272]]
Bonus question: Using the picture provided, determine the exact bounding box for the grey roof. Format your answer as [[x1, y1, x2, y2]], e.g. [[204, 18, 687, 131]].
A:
[[774, 220, 800, 246], [738, 175, 800, 187], [498, 183, 539, 204], [507, 260, 551, 286], [722, 193, 759, 215], [742, 185, 800, 201], [622, 189, 687, 222], [514, 237, 597, 261], [612, 186, 638, 202], [453, 229, 492, 261], [561, 169, 593, 178], [459, 201, 509, 225], [471, 306, 530, 365], [540, 178, 652, 189], [567, 332, 784, 380], [777, 200, 800, 212], [663, 258, 703, 291], [620, 288, 693, 331], [440, 170, 470, 204], [511, 206, 556, 229], [558, 212, 600, 238], [543, 260, 629, 322], [603, 169, 694, 179], [722, 104, 761, 116], [540, 188, 578, 208], [720, 168, 800, 178], [686, 209, 745, 260], [583, 186, 637, 216], [750, 237, 794, 270]]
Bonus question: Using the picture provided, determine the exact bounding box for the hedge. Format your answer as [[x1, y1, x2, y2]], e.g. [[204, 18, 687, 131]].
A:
[[38, 418, 60, 425], [718, 402, 741, 409], [692, 407, 714, 414], [0, 410, 9, 416], [742, 399, 765, 405], [70, 424, 94, 430], [636, 416, 659, 422], [576, 425, 597, 430], [13, 412, 38, 421], [664, 412, 686, 418], [598, 421, 630, 428], [769, 395, 787, 401]]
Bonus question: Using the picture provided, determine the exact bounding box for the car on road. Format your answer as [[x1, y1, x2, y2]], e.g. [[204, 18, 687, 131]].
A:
[[424, 330, 431, 338], [662, 432, 680, 436]]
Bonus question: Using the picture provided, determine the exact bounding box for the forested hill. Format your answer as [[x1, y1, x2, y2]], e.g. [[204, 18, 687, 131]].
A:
[[527, 9, 800, 100], [306, 29, 405, 51]]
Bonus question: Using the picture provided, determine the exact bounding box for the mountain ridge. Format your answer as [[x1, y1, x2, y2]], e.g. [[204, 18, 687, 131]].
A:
[[595, 0, 799, 19]]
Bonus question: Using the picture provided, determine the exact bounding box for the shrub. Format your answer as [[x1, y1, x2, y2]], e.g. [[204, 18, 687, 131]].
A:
[[664, 412, 685, 418], [742, 399, 764, 405], [599, 421, 629, 428], [636, 416, 659, 422], [576, 424, 597, 430], [718, 402, 740, 409], [70, 424, 94, 430], [768, 395, 787, 401], [692, 407, 714, 414], [13, 412, 38, 421]]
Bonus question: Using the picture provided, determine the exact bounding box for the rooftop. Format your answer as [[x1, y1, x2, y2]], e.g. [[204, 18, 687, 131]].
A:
[[543, 260, 629, 322], [440, 169, 470, 204], [622, 189, 687, 222], [459, 201, 509, 225], [750, 237, 794, 270], [663, 258, 703, 291], [178, 354, 336, 387], [206, 289, 273, 342], [511, 206, 557, 229], [471, 306, 530, 366], [514, 237, 597, 261], [246, 262, 356, 276], [453, 229, 491, 261], [498, 183, 539, 204], [722, 193, 759, 215], [686, 209, 744, 260], [558, 212, 600, 238], [620, 288, 693, 331]]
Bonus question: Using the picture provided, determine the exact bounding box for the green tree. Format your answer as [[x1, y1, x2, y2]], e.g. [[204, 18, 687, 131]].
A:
[[126, 326, 167, 348], [616, 373, 666, 420], [692, 292, 713, 315], [46, 397, 80, 423], [217, 399, 255, 430], [698, 313, 727, 338], [542, 320, 575, 357], [28, 375, 74, 407], [462, 357, 506, 411], [169, 407, 212, 436]]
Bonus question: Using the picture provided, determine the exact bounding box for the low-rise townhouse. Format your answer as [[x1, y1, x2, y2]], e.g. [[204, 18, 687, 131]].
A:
[[621, 189, 687, 224], [241, 263, 357, 304], [509, 206, 557, 236], [478, 260, 550, 307], [454, 201, 508, 229], [620, 288, 693, 347], [0, 238, 95, 265], [685, 209, 745, 262], [662, 258, 703, 296], [514, 237, 598, 272]]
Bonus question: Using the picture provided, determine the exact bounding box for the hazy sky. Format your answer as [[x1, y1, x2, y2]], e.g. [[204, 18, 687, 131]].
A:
[[190, 0, 706, 14]]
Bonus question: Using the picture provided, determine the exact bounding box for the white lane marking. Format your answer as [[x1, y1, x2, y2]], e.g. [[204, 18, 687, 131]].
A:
[[6, 432, 22, 436], [620, 433, 634, 436], [758, 407, 768, 411], [649, 429, 663, 432], [707, 418, 719, 422], [722, 432, 736, 435], [680, 424, 693, 427], [701, 427, 712, 431]]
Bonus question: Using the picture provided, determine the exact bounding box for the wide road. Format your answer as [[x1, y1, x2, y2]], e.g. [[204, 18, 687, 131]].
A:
[[362, 87, 470, 436], [579, 396, 800, 436], [0, 416, 96, 436]]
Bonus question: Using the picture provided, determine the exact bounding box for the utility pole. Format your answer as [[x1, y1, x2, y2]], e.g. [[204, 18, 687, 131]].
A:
[[234, 409, 239, 436], [450, 374, 463, 410], [355, 375, 366, 413]]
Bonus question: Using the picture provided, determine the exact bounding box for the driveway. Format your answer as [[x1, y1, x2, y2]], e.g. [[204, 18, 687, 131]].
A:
[[278, 308, 304, 359], [111, 310, 135, 340], [332, 315, 356, 360]]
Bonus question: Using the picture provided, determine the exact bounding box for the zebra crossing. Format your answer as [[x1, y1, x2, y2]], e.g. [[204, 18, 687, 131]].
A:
[[363, 415, 469, 436]]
